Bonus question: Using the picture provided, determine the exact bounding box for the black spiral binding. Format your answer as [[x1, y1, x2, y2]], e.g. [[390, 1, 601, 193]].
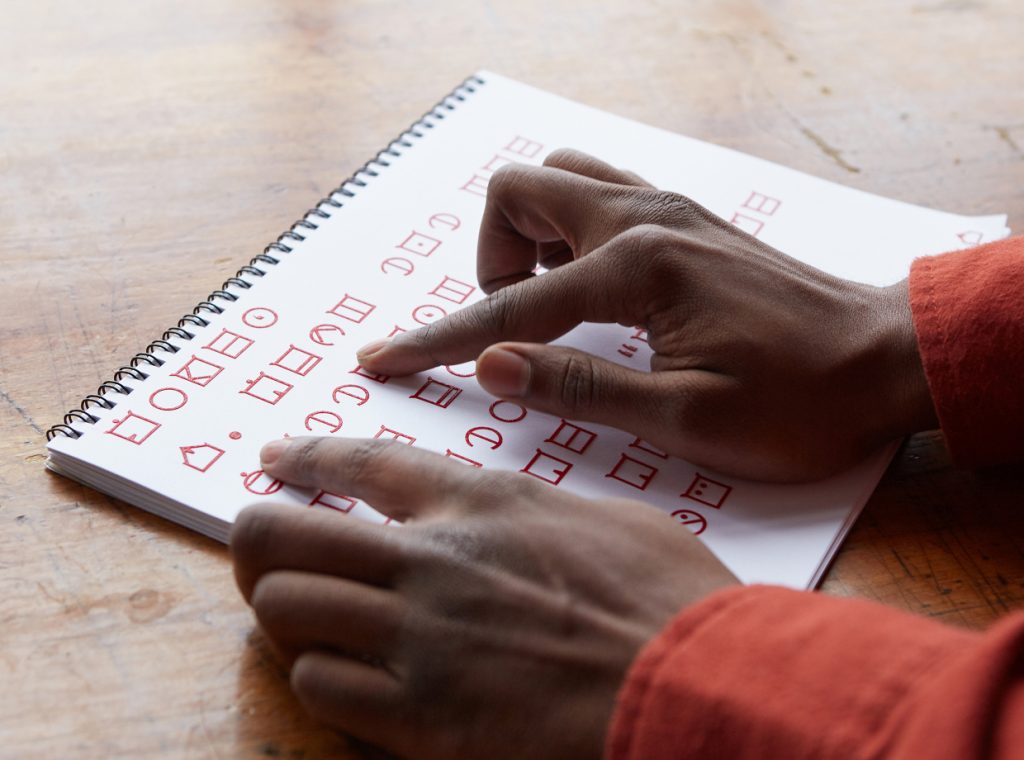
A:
[[46, 73, 487, 441]]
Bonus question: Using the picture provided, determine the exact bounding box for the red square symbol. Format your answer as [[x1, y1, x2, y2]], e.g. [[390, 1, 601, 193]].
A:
[[239, 372, 293, 405], [461, 174, 489, 197], [504, 136, 543, 159], [271, 344, 323, 377], [545, 419, 597, 454], [396, 230, 441, 258], [351, 364, 390, 384], [730, 212, 764, 237], [740, 191, 781, 216], [203, 328, 254, 359], [172, 355, 225, 387], [374, 425, 416, 445], [681, 473, 732, 509], [410, 377, 462, 409], [605, 454, 659, 491], [429, 275, 476, 305], [105, 411, 160, 445], [628, 436, 668, 459], [310, 490, 357, 513], [444, 449, 482, 467], [327, 294, 376, 324], [520, 449, 573, 485]]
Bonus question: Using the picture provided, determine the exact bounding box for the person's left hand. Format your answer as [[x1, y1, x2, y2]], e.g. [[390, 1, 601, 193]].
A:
[[231, 436, 737, 759]]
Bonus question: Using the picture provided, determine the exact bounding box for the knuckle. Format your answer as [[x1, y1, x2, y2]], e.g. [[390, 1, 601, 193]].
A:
[[558, 352, 599, 413], [636, 189, 704, 225], [472, 286, 520, 340], [487, 162, 534, 199]]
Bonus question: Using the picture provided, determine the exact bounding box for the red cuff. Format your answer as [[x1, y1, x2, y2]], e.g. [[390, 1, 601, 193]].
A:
[[909, 237, 1024, 467], [604, 586, 981, 760]]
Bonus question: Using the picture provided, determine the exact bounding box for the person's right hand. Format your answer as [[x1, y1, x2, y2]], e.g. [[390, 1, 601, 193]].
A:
[[358, 149, 938, 481]]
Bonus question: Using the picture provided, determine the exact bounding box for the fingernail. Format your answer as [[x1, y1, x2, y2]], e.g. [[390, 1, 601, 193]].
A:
[[478, 347, 530, 397], [260, 439, 291, 466], [356, 338, 389, 361]]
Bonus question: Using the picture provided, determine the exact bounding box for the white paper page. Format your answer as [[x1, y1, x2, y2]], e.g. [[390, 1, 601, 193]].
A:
[[47, 71, 1010, 589]]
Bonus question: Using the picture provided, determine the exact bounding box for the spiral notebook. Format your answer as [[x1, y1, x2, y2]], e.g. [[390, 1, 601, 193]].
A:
[[46, 71, 1009, 589]]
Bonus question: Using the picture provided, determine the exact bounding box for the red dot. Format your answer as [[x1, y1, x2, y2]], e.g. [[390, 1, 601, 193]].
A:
[[229, 431, 242, 440]]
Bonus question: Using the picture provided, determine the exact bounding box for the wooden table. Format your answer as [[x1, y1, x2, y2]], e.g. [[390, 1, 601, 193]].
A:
[[2, 1, 1022, 755]]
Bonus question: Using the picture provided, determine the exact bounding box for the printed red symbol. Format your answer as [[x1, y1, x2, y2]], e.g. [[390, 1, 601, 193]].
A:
[[671, 509, 708, 536], [374, 426, 416, 445], [427, 212, 461, 231], [412, 303, 448, 325], [957, 230, 983, 245], [380, 256, 415, 276], [681, 473, 732, 509], [387, 324, 407, 338], [310, 490, 357, 513], [148, 387, 189, 412], [445, 449, 483, 467], [332, 384, 371, 406], [396, 231, 441, 258], [545, 419, 597, 454], [606, 454, 659, 491], [309, 323, 346, 346], [489, 399, 527, 423], [504, 136, 544, 159], [445, 362, 476, 378], [351, 364, 389, 384], [229, 431, 242, 440], [203, 328, 254, 359], [172, 355, 225, 388], [729, 212, 764, 237], [629, 436, 668, 459], [429, 275, 476, 305], [521, 449, 573, 485], [740, 191, 781, 216], [180, 443, 225, 473], [411, 377, 463, 409], [240, 469, 284, 495], [465, 426, 503, 450], [481, 154, 513, 173], [618, 344, 638, 358], [105, 411, 160, 445], [630, 327, 649, 343], [460, 174, 489, 197], [239, 372, 294, 405], [271, 344, 323, 377], [305, 410, 343, 433], [241, 307, 279, 329], [327, 294, 376, 324]]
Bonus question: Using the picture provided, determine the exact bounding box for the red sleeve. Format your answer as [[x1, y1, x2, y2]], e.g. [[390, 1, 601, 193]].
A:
[[605, 239, 1024, 759], [605, 586, 1024, 760], [909, 236, 1024, 467]]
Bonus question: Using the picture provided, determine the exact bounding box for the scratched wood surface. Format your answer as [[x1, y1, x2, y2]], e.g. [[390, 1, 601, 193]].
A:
[[1, 0, 1022, 756]]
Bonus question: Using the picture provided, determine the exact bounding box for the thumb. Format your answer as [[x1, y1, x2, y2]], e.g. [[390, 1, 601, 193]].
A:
[[476, 342, 670, 433]]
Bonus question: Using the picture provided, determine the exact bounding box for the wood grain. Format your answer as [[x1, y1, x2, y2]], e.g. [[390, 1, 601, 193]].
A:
[[1, 0, 1022, 755]]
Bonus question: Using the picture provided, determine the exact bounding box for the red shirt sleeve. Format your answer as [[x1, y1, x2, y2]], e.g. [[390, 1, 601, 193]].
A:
[[605, 586, 1024, 760], [909, 236, 1024, 467], [605, 238, 1024, 758]]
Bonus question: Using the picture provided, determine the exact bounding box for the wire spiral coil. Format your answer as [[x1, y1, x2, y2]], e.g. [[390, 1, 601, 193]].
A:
[[46, 74, 485, 441]]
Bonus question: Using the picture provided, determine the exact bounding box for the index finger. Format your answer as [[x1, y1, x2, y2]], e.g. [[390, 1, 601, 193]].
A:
[[476, 163, 637, 292]]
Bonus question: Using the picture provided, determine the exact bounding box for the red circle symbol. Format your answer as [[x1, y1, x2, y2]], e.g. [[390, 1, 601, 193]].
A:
[[229, 431, 242, 440], [148, 387, 189, 412], [488, 399, 527, 423], [411, 304, 447, 325], [240, 470, 283, 495], [241, 307, 279, 329], [670, 509, 707, 536]]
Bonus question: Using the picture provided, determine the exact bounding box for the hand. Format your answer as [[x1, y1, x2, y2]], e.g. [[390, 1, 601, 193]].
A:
[[231, 437, 737, 759], [356, 149, 938, 481]]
